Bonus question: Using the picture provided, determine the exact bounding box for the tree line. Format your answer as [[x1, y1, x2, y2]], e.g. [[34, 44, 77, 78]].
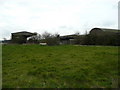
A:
[[27, 31, 120, 46], [72, 33, 119, 46], [27, 31, 60, 46]]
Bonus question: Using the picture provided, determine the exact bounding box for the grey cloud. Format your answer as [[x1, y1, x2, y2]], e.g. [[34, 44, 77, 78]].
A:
[[0, 0, 118, 39], [59, 26, 67, 29]]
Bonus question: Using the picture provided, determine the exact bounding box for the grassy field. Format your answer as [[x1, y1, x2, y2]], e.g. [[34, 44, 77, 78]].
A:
[[2, 45, 119, 88]]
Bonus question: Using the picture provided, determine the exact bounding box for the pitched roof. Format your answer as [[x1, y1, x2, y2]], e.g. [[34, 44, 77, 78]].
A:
[[12, 31, 36, 36]]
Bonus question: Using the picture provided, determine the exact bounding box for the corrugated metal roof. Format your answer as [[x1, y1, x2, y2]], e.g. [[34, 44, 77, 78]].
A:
[[12, 31, 36, 36], [100, 28, 120, 32], [92, 28, 120, 33], [12, 31, 33, 34]]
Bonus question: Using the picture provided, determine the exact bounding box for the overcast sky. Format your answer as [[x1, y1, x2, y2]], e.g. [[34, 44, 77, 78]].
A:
[[0, 0, 119, 40]]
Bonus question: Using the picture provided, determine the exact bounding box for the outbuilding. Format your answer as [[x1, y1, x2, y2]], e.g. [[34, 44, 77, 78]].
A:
[[11, 31, 36, 44], [89, 28, 120, 35]]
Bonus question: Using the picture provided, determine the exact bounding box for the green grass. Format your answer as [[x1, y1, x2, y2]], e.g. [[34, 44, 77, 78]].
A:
[[2, 45, 119, 88]]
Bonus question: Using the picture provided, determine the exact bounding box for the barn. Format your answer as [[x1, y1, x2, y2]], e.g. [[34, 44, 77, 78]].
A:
[[60, 34, 78, 44], [11, 31, 37, 44], [89, 28, 120, 35], [89, 28, 120, 46]]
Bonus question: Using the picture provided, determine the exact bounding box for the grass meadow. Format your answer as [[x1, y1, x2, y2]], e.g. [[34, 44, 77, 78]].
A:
[[2, 45, 119, 88]]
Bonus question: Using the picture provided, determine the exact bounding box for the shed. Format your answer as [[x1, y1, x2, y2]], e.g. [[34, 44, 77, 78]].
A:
[[89, 28, 120, 45], [11, 31, 36, 44], [60, 34, 78, 44], [89, 28, 120, 35]]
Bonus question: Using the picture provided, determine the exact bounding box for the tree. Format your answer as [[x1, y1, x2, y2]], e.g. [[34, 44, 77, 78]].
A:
[[27, 33, 41, 44], [41, 32, 60, 46], [42, 31, 51, 39]]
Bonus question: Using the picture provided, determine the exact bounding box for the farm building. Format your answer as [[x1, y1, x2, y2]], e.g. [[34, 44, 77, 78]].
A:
[[60, 34, 79, 44], [88, 28, 120, 46], [11, 31, 37, 44], [89, 28, 120, 35]]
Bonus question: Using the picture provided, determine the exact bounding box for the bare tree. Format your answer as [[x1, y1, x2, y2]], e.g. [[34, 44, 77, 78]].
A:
[[42, 31, 51, 39], [41, 31, 60, 45], [27, 33, 41, 44]]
